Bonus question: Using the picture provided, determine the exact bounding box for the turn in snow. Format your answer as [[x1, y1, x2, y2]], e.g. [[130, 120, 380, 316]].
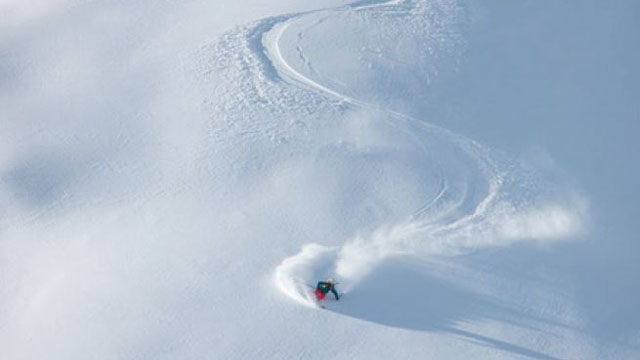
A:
[[1, 0, 639, 359]]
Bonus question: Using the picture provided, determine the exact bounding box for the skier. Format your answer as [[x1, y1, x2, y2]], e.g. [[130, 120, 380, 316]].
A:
[[314, 278, 340, 301]]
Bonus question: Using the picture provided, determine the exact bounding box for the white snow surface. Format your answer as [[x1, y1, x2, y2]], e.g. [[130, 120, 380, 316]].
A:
[[2, 0, 639, 359]]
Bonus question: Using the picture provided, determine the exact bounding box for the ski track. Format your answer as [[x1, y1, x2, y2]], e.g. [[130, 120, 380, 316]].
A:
[[197, 0, 586, 310], [257, 0, 583, 306]]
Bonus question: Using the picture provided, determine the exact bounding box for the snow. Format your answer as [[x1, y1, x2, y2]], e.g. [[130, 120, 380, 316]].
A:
[[1, 0, 639, 359]]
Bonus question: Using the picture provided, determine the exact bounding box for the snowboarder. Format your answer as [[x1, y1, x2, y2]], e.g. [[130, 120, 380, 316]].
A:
[[314, 278, 340, 301]]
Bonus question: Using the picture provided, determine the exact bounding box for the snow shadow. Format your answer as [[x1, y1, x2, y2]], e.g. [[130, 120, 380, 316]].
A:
[[1, 152, 81, 206], [329, 258, 563, 360]]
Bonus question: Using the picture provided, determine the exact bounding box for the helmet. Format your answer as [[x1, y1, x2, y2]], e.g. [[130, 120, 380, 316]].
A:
[[327, 278, 335, 284]]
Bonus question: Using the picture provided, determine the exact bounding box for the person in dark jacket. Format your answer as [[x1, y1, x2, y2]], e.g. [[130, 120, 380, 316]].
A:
[[314, 278, 340, 301]]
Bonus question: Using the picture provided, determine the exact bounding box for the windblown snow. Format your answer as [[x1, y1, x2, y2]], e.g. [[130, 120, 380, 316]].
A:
[[2, 0, 639, 359]]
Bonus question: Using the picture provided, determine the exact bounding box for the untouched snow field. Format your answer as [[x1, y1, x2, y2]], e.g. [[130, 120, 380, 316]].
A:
[[1, 0, 639, 359]]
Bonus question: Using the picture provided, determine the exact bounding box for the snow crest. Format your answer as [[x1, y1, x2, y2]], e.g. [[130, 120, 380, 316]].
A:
[[274, 244, 337, 306]]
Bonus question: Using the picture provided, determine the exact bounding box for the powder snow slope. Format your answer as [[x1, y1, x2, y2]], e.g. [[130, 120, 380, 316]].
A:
[[1, 0, 639, 359]]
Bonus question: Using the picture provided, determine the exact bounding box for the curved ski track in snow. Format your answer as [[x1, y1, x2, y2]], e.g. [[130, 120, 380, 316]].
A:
[[197, 0, 586, 307], [264, 0, 497, 235]]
